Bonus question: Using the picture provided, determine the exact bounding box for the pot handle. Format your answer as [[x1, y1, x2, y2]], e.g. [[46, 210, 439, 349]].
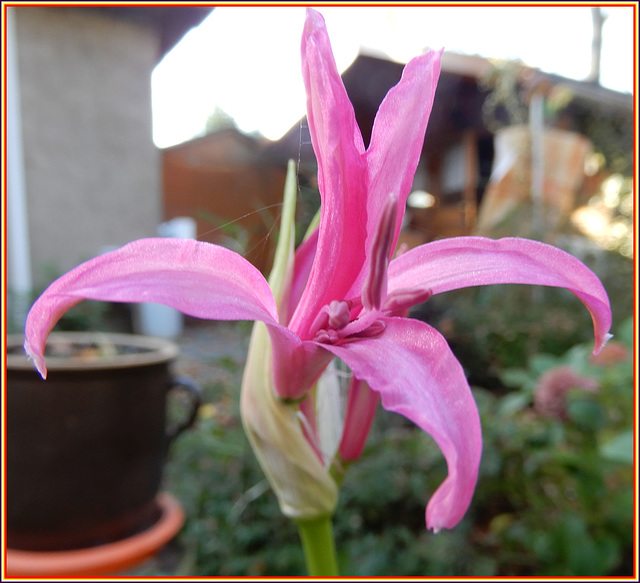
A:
[[166, 375, 202, 442]]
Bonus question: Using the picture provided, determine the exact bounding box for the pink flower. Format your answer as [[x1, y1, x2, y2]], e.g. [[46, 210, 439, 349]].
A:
[[534, 366, 599, 419], [23, 8, 612, 532]]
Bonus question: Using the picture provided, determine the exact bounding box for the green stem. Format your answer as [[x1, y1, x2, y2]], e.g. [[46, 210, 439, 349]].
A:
[[295, 515, 339, 576]]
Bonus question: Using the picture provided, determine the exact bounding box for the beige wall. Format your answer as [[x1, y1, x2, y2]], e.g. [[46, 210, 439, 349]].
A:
[[14, 7, 161, 286]]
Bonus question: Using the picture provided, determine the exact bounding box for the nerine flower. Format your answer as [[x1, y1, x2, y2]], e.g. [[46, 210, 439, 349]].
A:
[[23, 9, 611, 532]]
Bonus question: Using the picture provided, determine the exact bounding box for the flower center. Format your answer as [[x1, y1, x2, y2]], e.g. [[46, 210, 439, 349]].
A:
[[310, 194, 406, 346], [312, 299, 385, 345]]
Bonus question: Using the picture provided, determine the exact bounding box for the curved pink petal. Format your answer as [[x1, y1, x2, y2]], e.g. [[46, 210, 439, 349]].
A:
[[338, 377, 380, 462], [365, 48, 442, 252], [324, 317, 482, 531], [387, 237, 612, 353], [24, 238, 279, 377], [290, 8, 368, 338]]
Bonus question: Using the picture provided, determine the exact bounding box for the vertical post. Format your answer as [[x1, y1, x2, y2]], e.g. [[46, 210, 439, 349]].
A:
[[427, 153, 443, 240], [529, 91, 545, 241], [462, 129, 478, 232], [7, 7, 33, 330], [588, 7, 605, 85]]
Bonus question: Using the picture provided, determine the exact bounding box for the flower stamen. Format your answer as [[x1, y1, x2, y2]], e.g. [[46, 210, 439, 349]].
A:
[[362, 193, 398, 311], [384, 287, 433, 316], [327, 300, 351, 330]]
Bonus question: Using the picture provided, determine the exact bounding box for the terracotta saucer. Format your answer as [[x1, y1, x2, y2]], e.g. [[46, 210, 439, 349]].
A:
[[6, 493, 184, 578]]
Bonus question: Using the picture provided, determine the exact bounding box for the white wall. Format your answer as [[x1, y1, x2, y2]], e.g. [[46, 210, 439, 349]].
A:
[[13, 7, 162, 288]]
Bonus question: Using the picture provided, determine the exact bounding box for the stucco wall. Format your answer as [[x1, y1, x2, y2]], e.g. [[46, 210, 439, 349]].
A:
[[14, 7, 161, 285]]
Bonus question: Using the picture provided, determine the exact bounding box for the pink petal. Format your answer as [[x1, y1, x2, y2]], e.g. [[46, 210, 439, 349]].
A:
[[338, 377, 380, 462], [267, 325, 334, 401], [290, 8, 368, 338], [285, 228, 318, 325], [387, 237, 612, 353], [365, 48, 442, 252], [24, 238, 279, 378], [324, 317, 483, 531]]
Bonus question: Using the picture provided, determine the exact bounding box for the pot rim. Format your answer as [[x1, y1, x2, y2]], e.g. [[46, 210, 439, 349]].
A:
[[6, 492, 184, 577], [6, 332, 180, 371]]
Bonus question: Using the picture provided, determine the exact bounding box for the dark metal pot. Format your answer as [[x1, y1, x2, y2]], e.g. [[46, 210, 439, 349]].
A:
[[6, 332, 201, 552]]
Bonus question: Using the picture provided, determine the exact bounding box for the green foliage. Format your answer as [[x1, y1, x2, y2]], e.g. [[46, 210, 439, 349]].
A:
[[470, 316, 634, 576], [204, 106, 238, 135]]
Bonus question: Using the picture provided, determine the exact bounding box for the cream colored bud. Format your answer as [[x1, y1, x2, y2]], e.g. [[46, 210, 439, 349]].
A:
[[240, 322, 338, 520]]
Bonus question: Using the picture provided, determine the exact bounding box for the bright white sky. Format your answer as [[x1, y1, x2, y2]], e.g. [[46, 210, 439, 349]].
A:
[[152, 5, 634, 148]]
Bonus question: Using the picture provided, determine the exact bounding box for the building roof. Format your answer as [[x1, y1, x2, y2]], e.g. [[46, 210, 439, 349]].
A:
[[265, 48, 632, 168], [88, 6, 214, 60]]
